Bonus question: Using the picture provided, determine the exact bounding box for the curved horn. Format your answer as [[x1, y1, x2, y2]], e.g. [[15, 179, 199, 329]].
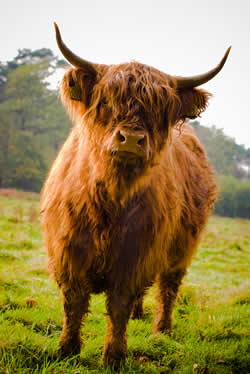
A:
[[54, 22, 96, 75], [176, 46, 231, 89]]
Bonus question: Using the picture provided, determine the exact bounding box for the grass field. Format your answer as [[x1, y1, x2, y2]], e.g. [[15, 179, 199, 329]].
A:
[[0, 191, 249, 373]]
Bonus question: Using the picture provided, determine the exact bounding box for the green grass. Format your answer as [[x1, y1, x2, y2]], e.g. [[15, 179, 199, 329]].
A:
[[0, 191, 249, 373]]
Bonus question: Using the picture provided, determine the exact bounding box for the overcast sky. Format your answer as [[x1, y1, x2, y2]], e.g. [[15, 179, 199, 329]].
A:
[[1, 0, 250, 147]]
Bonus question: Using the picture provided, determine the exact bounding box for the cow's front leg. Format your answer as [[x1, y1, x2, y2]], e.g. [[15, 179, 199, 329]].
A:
[[153, 269, 186, 335], [103, 292, 134, 368], [58, 282, 90, 358]]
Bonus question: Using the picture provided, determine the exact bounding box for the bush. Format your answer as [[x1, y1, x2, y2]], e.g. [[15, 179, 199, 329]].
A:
[[215, 176, 250, 218]]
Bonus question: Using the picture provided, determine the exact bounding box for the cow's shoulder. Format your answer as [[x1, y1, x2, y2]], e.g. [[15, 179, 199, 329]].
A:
[[172, 123, 206, 159]]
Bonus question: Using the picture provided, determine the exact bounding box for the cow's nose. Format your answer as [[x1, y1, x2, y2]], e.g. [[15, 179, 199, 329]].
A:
[[118, 130, 145, 147], [113, 129, 147, 157]]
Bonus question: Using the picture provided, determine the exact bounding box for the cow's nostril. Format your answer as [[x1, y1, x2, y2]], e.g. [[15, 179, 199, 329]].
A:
[[137, 137, 145, 147], [117, 131, 126, 143]]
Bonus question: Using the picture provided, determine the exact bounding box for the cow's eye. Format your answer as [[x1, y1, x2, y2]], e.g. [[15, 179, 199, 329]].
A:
[[101, 97, 108, 105]]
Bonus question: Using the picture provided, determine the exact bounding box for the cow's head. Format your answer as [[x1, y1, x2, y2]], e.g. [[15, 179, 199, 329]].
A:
[[55, 23, 230, 196]]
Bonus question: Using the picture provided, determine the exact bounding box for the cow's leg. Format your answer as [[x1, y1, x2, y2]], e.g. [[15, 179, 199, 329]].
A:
[[131, 294, 144, 319], [58, 282, 90, 358], [103, 292, 134, 368], [153, 269, 186, 335]]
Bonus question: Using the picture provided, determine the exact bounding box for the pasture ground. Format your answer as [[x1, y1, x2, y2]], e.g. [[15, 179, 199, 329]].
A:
[[0, 191, 249, 373]]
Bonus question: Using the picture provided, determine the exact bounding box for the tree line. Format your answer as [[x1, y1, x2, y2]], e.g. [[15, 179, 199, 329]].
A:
[[190, 120, 250, 179], [190, 121, 250, 218], [0, 50, 249, 218], [0, 49, 71, 191]]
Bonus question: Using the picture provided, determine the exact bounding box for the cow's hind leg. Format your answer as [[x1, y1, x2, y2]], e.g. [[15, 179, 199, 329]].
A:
[[58, 281, 90, 358], [153, 269, 186, 335], [131, 294, 144, 319], [103, 292, 135, 368]]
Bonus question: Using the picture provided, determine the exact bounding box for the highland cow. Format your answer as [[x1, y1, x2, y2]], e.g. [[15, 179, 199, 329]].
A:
[[41, 23, 230, 368]]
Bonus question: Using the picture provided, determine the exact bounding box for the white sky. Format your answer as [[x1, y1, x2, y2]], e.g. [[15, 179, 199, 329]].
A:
[[1, 0, 250, 147]]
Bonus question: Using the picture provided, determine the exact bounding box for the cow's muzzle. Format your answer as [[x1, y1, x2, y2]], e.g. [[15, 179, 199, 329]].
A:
[[110, 128, 148, 161]]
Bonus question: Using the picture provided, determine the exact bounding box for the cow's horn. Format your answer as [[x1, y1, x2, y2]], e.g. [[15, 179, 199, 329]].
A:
[[54, 22, 96, 75], [175, 46, 231, 89]]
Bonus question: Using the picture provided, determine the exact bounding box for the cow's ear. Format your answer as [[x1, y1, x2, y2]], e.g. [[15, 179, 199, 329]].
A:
[[69, 68, 96, 106], [176, 88, 211, 121], [60, 67, 96, 109]]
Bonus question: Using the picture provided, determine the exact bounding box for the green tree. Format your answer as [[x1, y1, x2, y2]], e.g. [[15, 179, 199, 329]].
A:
[[191, 121, 250, 178], [215, 176, 250, 218], [0, 60, 70, 191]]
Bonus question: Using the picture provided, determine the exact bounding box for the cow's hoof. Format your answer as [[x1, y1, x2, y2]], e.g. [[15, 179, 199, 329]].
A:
[[103, 344, 126, 370], [131, 308, 143, 320], [57, 339, 81, 359], [153, 327, 172, 336], [152, 320, 172, 336]]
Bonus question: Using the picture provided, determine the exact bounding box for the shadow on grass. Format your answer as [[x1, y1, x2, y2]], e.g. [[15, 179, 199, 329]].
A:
[[0, 300, 24, 313], [4, 315, 62, 337], [0, 345, 85, 373], [1, 336, 249, 374]]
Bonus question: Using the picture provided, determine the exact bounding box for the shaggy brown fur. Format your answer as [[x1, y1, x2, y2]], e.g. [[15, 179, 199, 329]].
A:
[[41, 60, 217, 368]]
